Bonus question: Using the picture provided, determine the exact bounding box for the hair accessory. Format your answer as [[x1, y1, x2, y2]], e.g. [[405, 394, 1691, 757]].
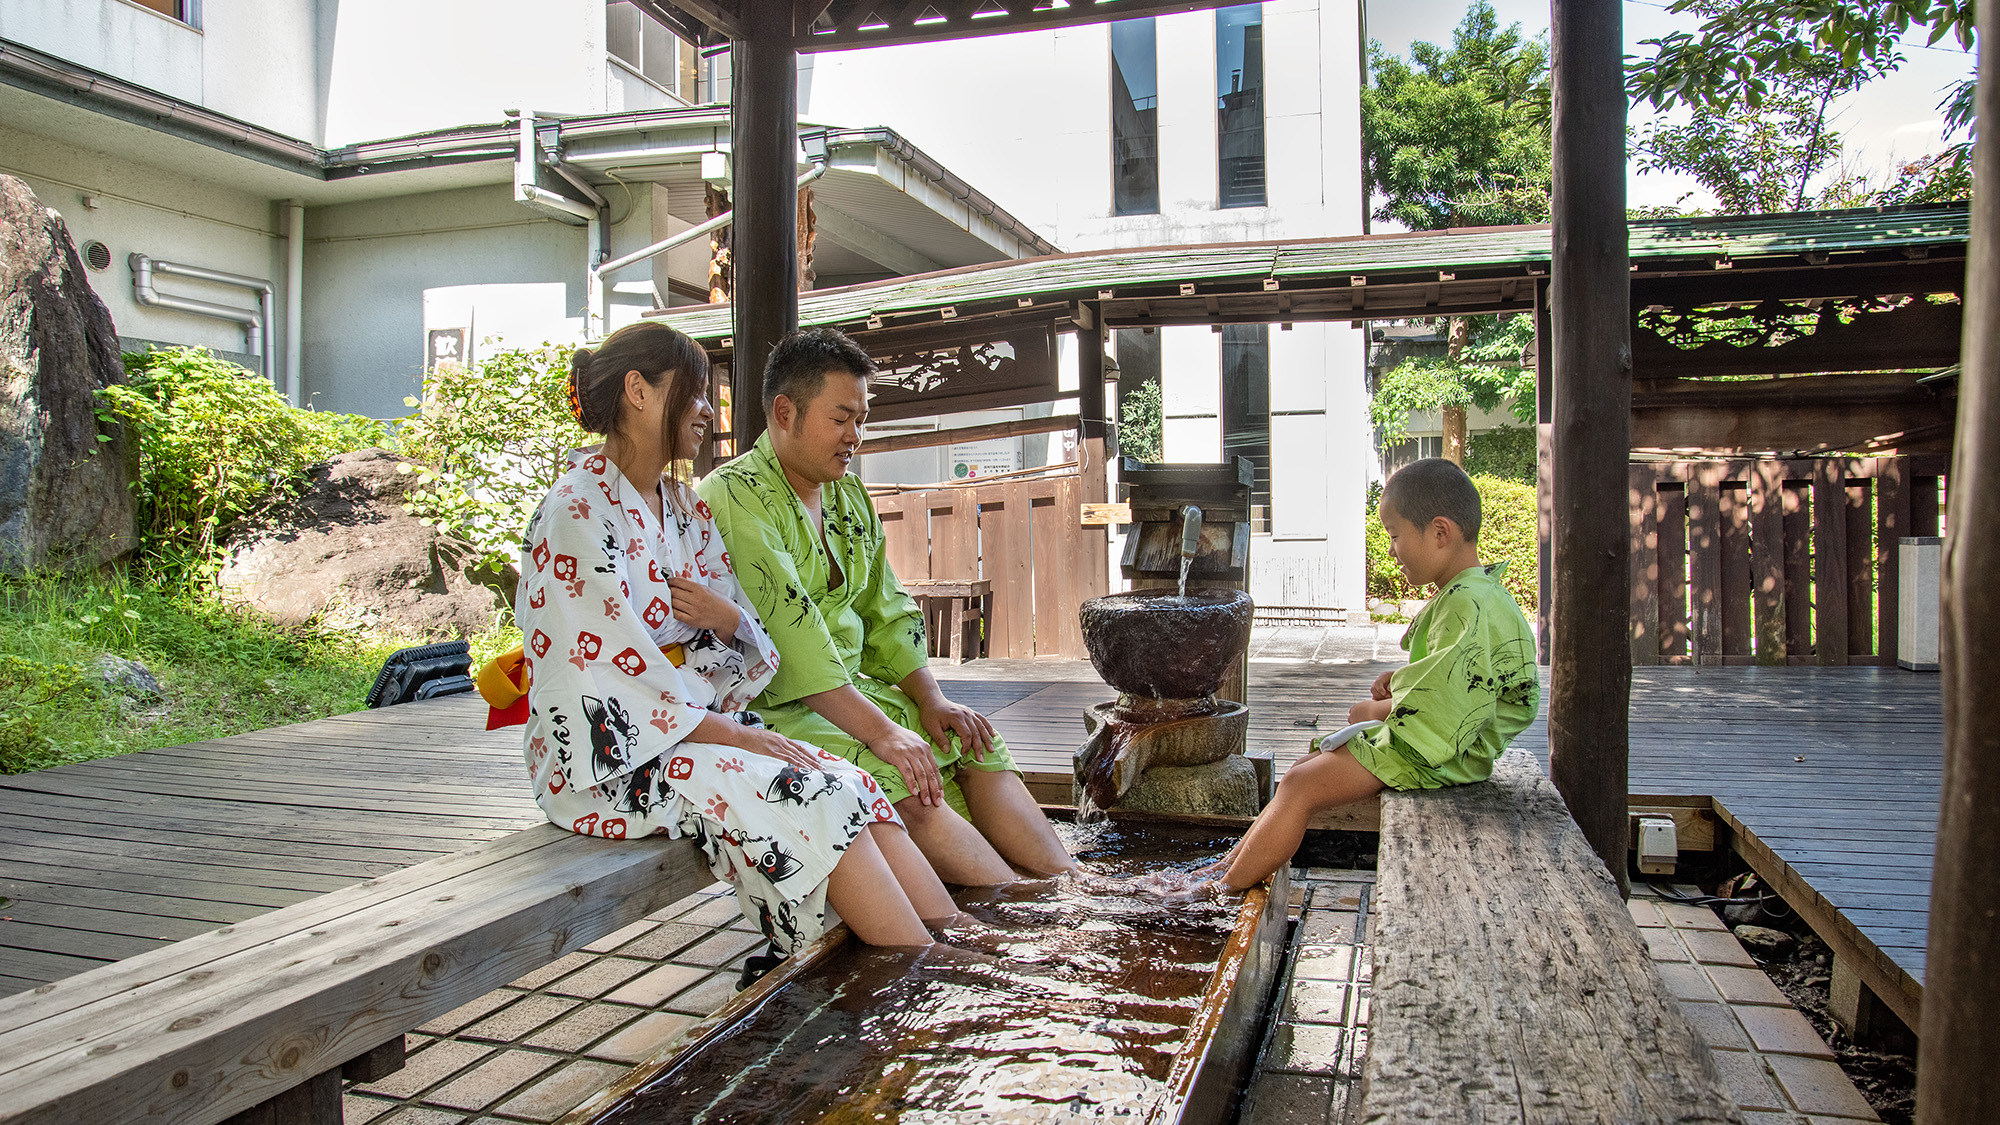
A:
[[566, 373, 586, 426]]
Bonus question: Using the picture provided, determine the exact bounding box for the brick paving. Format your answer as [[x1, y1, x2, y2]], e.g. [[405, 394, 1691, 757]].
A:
[[1238, 867, 1376, 1125]]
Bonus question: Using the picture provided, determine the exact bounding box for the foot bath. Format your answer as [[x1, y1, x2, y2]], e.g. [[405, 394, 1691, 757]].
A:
[[561, 819, 1287, 1124]]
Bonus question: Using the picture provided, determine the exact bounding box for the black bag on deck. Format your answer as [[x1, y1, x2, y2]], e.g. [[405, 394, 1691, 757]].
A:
[[366, 641, 474, 708]]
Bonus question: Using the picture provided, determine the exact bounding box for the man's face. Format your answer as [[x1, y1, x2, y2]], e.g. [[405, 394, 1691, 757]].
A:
[[772, 371, 869, 486]]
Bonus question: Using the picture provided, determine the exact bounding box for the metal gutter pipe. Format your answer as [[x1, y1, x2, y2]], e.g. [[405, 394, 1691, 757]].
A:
[[592, 161, 824, 281], [285, 200, 305, 403], [129, 254, 275, 385]]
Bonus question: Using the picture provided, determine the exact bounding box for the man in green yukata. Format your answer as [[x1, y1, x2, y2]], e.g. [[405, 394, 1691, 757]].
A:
[[698, 329, 1075, 885]]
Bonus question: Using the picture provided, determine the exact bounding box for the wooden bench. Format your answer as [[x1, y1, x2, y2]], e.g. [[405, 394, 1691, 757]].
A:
[[904, 579, 991, 663], [0, 824, 712, 1125], [1363, 750, 1742, 1122]]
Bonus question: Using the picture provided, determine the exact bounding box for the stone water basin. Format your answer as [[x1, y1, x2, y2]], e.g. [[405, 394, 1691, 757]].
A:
[[1079, 590, 1253, 704]]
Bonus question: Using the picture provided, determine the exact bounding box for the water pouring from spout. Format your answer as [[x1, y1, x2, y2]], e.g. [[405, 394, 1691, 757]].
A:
[[1176, 505, 1202, 597]]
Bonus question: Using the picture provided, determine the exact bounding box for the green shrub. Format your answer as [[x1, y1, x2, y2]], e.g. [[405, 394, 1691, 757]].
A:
[[1466, 424, 1537, 485], [397, 344, 587, 574], [1365, 472, 1539, 613], [1117, 379, 1164, 463], [99, 347, 391, 586]]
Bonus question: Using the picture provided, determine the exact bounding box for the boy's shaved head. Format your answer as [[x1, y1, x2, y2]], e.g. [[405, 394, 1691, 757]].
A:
[[1383, 458, 1482, 542]]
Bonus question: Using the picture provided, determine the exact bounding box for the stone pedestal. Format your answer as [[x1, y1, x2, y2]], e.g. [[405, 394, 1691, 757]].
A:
[[1095, 754, 1262, 818]]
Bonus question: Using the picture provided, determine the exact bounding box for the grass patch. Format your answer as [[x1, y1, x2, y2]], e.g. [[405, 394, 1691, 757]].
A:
[[0, 573, 519, 775]]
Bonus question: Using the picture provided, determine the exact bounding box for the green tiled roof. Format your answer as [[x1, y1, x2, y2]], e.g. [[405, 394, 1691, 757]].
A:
[[652, 204, 1971, 342]]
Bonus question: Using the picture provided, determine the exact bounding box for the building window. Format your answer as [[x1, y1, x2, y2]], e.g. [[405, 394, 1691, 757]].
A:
[[1110, 19, 1160, 217], [129, 0, 193, 23], [1221, 324, 1272, 525], [1216, 4, 1266, 208], [607, 1, 698, 100]]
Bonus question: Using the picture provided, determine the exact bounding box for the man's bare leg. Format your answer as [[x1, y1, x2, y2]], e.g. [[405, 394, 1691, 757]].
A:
[[895, 797, 1019, 886], [956, 767, 1076, 876]]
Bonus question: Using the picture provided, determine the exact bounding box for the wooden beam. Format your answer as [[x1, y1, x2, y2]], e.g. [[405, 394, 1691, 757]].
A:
[[1546, 0, 1633, 891], [858, 414, 1080, 456], [1917, 1, 2000, 1116], [727, 0, 798, 448]]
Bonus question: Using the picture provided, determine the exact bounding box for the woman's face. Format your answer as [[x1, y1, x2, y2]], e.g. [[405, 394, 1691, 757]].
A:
[[674, 390, 714, 461]]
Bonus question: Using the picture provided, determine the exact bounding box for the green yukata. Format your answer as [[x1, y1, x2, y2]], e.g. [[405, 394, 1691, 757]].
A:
[[1339, 562, 1540, 790], [697, 434, 1018, 818]]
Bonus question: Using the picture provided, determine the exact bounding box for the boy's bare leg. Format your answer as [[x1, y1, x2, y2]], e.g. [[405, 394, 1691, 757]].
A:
[[826, 824, 935, 946], [956, 767, 1077, 876], [895, 797, 1020, 886], [1221, 748, 1386, 891], [868, 821, 961, 923]]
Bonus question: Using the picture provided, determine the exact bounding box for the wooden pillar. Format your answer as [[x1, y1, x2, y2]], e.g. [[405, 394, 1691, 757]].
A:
[[1546, 0, 1632, 893], [1917, 4, 2000, 1118], [728, 0, 797, 449]]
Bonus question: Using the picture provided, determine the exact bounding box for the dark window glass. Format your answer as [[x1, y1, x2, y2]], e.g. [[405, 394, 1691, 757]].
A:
[[1110, 19, 1160, 216], [1216, 5, 1266, 208], [1221, 323, 1272, 522]]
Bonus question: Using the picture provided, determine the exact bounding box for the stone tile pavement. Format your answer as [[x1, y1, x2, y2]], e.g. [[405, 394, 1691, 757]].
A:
[[1238, 867, 1376, 1125]]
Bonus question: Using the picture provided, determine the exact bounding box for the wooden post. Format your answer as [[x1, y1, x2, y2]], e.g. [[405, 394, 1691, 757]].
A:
[[1917, 3, 2000, 1117], [1546, 0, 1632, 892], [728, 0, 798, 449]]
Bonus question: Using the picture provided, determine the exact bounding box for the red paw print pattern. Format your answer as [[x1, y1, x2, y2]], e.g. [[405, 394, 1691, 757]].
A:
[[871, 798, 895, 821], [860, 773, 878, 793], [532, 540, 551, 572], [576, 631, 603, 660], [599, 481, 616, 504], [627, 538, 644, 560], [649, 559, 669, 583], [611, 648, 646, 676], [643, 597, 671, 629], [548, 769, 566, 794], [566, 498, 592, 520], [695, 499, 712, 520], [602, 597, 622, 621], [668, 756, 694, 780], [719, 550, 731, 572], [572, 813, 600, 834], [583, 453, 607, 473], [528, 587, 546, 609], [553, 554, 577, 582], [649, 708, 678, 735], [705, 796, 729, 819], [530, 630, 552, 658], [601, 817, 627, 840]]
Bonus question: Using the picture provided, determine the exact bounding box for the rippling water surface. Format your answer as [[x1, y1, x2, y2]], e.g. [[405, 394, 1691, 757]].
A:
[[596, 821, 1243, 1124]]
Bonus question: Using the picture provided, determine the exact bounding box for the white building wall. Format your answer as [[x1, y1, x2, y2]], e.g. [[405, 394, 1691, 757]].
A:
[[0, 0, 208, 105]]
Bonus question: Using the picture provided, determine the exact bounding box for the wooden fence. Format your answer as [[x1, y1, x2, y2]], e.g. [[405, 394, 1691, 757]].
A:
[[1628, 456, 1946, 666], [875, 473, 1109, 659]]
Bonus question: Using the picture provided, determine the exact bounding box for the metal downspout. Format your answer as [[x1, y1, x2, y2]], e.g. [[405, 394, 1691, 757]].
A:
[[129, 253, 275, 385], [285, 199, 305, 403]]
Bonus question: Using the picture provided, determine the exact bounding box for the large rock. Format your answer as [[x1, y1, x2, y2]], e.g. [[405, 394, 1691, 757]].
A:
[[217, 449, 504, 639], [0, 175, 138, 572]]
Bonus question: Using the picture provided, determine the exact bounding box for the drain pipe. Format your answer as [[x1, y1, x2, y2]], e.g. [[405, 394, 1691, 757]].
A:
[[285, 199, 304, 403], [130, 253, 274, 385], [512, 109, 613, 333]]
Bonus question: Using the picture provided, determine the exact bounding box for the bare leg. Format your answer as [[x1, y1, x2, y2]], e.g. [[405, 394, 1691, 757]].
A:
[[956, 767, 1076, 875], [868, 822, 959, 923], [1222, 748, 1385, 891], [896, 797, 1019, 886], [826, 823, 934, 946]]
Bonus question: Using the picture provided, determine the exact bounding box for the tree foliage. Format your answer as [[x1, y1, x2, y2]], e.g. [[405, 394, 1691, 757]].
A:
[[1370, 315, 1537, 444], [1362, 1, 1552, 231], [397, 344, 589, 574], [1629, 0, 1975, 202], [1117, 379, 1164, 463], [99, 347, 390, 587]]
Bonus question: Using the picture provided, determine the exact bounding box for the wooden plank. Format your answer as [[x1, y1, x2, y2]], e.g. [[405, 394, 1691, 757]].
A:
[[1686, 467, 1723, 665], [1784, 477, 1815, 654], [978, 485, 1033, 658], [1629, 467, 1660, 664], [1875, 456, 1908, 668], [873, 492, 928, 583], [1366, 751, 1737, 1121], [1748, 460, 1789, 664], [1812, 459, 1850, 665], [856, 413, 1079, 456], [1656, 484, 1689, 658], [1721, 482, 1753, 656], [0, 828, 717, 1125], [1051, 475, 1086, 659], [1846, 478, 1875, 657], [1029, 486, 1064, 658]]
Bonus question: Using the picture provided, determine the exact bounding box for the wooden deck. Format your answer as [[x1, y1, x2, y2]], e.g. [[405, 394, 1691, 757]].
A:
[[0, 661, 1941, 1034]]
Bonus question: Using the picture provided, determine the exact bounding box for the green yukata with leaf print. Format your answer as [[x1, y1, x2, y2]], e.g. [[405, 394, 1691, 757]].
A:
[[696, 433, 1018, 818], [1340, 562, 1541, 791]]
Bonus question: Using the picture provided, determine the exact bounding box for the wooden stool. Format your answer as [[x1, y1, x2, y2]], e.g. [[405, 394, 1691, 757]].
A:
[[904, 579, 992, 662]]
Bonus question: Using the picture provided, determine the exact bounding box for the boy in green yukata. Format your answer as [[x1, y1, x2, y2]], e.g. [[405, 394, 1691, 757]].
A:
[[1205, 457, 1540, 891], [698, 329, 1075, 886]]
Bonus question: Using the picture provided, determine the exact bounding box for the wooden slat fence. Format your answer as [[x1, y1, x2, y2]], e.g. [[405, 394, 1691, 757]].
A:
[[1628, 456, 1946, 666], [875, 473, 1109, 658]]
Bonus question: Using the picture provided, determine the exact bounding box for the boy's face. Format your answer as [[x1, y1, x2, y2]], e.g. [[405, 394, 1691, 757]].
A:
[[1380, 500, 1458, 589]]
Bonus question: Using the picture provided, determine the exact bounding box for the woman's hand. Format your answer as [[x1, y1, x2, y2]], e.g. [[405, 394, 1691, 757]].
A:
[[695, 713, 826, 771], [666, 575, 743, 635]]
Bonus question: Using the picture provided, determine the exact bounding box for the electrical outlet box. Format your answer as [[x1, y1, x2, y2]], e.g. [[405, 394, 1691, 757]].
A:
[[1636, 816, 1679, 875]]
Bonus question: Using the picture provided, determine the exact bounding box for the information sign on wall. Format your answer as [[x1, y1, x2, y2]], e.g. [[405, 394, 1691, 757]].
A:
[[947, 438, 1020, 479]]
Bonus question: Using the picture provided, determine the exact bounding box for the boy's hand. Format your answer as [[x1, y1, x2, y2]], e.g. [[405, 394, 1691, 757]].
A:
[[1370, 669, 1394, 701]]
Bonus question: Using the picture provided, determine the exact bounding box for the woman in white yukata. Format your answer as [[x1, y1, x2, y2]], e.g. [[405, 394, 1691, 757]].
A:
[[516, 321, 956, 963]]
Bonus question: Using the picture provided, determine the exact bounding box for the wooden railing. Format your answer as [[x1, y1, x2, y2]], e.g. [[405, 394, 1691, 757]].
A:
[[1627, 456, 1946, 666], [874, 472, 1108, 659]]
